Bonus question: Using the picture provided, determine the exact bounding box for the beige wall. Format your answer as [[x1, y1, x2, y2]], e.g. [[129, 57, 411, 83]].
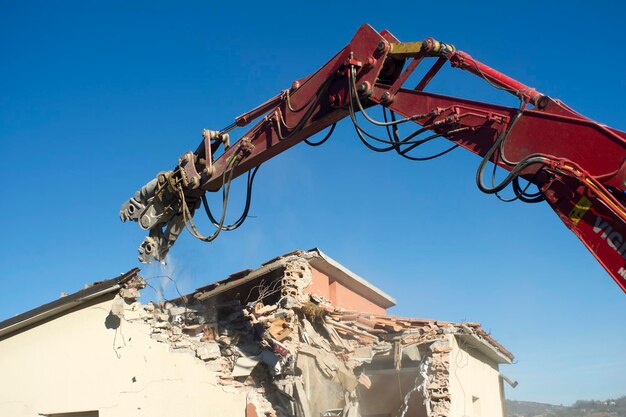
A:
[[448, 335, 505, 417], [0, 295, 247, 417]]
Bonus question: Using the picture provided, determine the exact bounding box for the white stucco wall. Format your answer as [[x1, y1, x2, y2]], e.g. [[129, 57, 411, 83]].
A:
[[448, 335, 505, 417], [0, 295, 247, 417]]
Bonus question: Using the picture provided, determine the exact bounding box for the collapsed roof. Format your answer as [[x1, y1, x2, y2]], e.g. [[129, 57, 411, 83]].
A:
[[0, 249, 513, 417], [132, 250, 513, 417]]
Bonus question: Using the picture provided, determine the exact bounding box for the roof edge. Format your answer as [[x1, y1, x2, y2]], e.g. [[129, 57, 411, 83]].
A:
[[195, 259, 288, 301], [456, 332, 513, 364], [193, 248, 396, 309], [304, 248, 397, 308], [0, 268, 140, 339]]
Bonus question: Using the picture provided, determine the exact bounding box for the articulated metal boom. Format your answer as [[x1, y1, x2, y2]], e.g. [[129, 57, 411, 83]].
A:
[[121, 24, 626, 293]]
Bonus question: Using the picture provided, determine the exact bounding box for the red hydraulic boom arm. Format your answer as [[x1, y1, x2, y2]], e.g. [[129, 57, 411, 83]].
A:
[[120, 24, 626, 293]]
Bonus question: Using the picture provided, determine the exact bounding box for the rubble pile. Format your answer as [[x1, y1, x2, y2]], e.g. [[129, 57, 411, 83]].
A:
[[115, 259, 512, 417]]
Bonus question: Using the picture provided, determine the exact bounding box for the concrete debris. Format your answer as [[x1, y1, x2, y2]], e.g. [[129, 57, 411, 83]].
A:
[[110, 295, 125, 319], [114, 260, 511, 417], [120, 274, 146, 300], [119, 287, 140, 299], [426, 340, 452, 416], [196, 342, 221, 361], [357, 373, 371, 390]]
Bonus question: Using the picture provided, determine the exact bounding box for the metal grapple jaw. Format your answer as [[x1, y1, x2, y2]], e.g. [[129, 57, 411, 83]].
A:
[[120, 169, 199, 263], [137, 214, 185, 263]]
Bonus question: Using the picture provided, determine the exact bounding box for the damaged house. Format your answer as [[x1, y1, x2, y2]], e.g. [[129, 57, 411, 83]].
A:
[[0, 249, 514, 417]]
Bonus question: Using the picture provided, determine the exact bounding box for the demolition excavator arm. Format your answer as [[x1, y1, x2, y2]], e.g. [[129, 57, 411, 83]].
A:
[[120, 24, 626, 293]]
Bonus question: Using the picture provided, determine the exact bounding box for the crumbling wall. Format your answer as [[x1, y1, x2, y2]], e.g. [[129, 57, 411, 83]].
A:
[[0, 253, 510, 417], [103, 258, 506, 417], [425, 340, 451, 417], [122, 259, 365, 417], [0, 275, 248, 417]]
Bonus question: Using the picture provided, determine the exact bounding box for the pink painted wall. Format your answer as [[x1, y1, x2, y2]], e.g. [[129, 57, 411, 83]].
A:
[[306, 267, 387, 315]]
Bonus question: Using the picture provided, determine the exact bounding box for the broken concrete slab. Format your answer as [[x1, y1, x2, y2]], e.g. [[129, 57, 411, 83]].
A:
[[196, 342, 221, 361]]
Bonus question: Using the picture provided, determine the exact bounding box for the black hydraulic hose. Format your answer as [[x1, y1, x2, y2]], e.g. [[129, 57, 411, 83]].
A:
[[202, 165, 260, 231], [512, 176, 545, 203], [305, 123, 336, 146], [475, 128, 548, 194], [349, 67, 431, 127]]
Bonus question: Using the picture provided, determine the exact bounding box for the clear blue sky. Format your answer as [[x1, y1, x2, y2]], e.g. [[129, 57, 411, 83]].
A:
[[1, 0, 624, 406]]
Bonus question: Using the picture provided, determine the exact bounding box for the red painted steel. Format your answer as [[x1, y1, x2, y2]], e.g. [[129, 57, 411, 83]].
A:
[[449, 51, 544, 106], [191, 24, 626, 293]]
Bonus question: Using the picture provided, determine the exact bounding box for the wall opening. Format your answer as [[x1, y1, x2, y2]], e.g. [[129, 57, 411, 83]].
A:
[[472, 396, 481, 417], [358, 350, 428, 417]]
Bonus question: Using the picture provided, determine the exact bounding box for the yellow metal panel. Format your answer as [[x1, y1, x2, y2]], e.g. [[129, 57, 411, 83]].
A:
[[388, 42, 424, 58], [568, 195, 593, 225]]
